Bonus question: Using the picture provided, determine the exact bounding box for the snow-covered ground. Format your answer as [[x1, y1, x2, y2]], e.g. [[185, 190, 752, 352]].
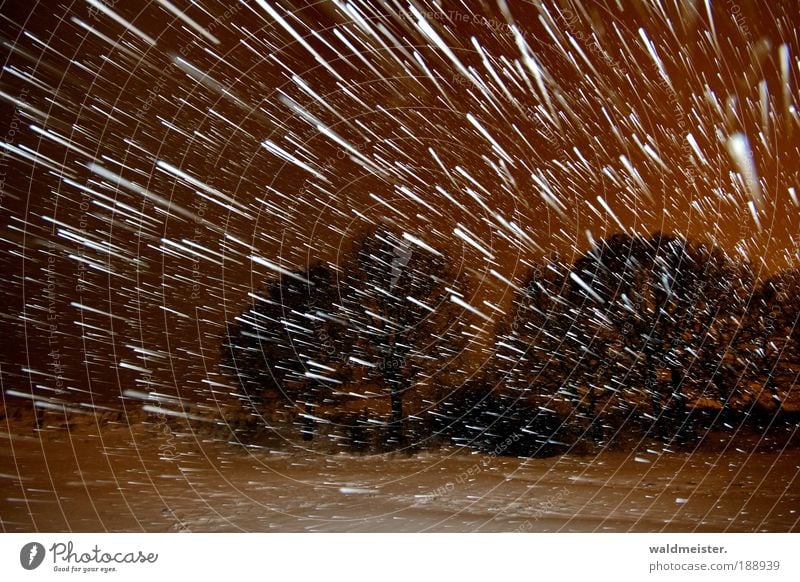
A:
[[2, 413, 798, 532]]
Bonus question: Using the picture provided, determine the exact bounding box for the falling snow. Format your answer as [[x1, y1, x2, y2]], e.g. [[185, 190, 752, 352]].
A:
[[1, 0, 800, 533]]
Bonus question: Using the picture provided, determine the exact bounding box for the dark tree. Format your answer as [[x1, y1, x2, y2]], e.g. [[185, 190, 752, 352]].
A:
[[339, 225, 470, 445], [737, 268, 800, 415], [220, 264, 351, 439], [498, 232, 756, 442], [565, 232, 753, 434], [221, 227, 474, 450]]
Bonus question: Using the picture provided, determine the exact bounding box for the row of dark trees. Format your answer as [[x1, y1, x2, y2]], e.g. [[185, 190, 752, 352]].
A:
[[221, 229, 800, 455], [495, 232, 800, 447]]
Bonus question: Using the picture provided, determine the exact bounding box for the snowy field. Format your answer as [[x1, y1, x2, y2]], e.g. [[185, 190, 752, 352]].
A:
[[2, 415, 798, 533]]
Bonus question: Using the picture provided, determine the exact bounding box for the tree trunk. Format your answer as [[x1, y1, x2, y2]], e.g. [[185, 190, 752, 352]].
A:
[[761, 340, 782, 413], [712, 370, 730, 422], [390, 387, 403, 439], [669, 365, 689, 439], [587, 378, 603, 441], [645, 354, 662, 417], [645, 353, 664, 437], [301, 402, 315, 441], [670, 366, 685, 417], [765, 366, 782, 413]]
